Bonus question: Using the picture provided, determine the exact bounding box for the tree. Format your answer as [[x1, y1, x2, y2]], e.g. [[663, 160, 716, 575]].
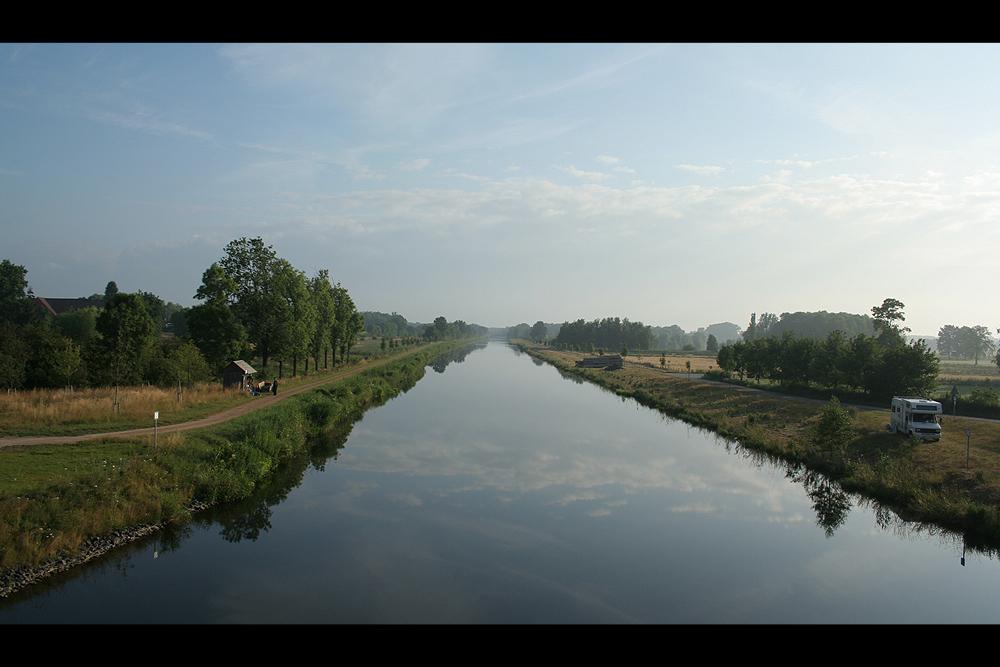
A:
[[22, 326, 84, 388], [0, 259, 40, 327], [937, 325, 961, 359], [813, 397, 855, 457], [530, 321, 547, 342], [54, 306, 99, 346], [104, 281, 119, 301], [777, 332, 815, 387], [273, 259, 316, 376], [814, 329, 849, 390], [189, 262, 250, 373], [216, 237, 293, 369], [170, 309, 189, 339], [706, 333, 719, 354], [194, 262, 237, 304], [95, 292, 157, 389], [871, 298, 909, 347], [743, 312, 776, 341], [862, 339, 938, 399], [0, 322, 28, 390], [187, 302, 249, 374], [330, 284, 357, 365], [309, 270, 337, 369], [342, 310, 364, 362], [167, 340, 213, 385], [960, 325, 995, 365]]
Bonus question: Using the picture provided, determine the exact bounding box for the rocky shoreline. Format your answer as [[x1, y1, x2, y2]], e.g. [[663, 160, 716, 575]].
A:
[[0, 500, 211, 599]]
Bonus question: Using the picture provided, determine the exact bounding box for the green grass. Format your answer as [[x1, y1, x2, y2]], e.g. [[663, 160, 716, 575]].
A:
[[938, 359, 1000, 378]]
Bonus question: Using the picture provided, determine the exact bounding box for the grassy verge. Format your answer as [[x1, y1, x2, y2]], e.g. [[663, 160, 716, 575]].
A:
[[519, 342, 1000, 552], [0, 339, 426, 438], [0, 339, 478, 579]]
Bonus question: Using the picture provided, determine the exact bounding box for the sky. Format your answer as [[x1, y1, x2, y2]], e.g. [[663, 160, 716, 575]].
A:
[[2, 43, 999, 335]]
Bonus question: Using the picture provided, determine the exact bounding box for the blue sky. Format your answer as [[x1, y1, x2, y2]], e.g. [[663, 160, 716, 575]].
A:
[[2, 43, 999, 335]]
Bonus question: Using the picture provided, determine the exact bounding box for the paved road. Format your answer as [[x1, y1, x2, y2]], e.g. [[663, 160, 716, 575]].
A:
[[0, 348, 427, 449]]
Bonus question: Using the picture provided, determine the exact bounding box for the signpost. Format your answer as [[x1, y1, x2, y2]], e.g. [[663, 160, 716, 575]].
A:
[[154, 411, 159, 450]]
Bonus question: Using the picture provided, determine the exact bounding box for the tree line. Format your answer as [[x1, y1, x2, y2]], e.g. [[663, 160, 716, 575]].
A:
[[715, 299, 939, 400], [0, 239, 368, 390], [0, 240, 494, 392], [0, 259, 213, 390], [186, 237, 365, 377], [936, 325, 997, 365], [552, 317, 657, 354], [421, 316, 488, 341], [743, 310, 874, 341]]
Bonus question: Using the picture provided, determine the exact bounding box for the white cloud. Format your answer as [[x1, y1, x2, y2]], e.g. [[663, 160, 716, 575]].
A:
[[559, 165, 613, 182], [678, 164, 726, 175], [398, 158, 430, 171]]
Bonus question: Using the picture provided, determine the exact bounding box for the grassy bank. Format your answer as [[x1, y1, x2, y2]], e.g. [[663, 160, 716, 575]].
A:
[[519, 343, 1000, 551], [0, 340, 478, 576]]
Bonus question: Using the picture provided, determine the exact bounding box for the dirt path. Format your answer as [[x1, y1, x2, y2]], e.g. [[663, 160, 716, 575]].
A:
[[0, 348, 426, 449]]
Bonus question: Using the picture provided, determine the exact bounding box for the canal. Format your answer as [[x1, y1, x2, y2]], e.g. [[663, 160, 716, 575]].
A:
[[1, 340, 998, 623]]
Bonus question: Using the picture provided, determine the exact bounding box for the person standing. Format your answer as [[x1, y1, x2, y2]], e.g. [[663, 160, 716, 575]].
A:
[[272, 378, 278, 395]]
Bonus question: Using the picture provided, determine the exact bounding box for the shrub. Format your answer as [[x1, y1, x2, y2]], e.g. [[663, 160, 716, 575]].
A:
[[813, 397, 855, 456]]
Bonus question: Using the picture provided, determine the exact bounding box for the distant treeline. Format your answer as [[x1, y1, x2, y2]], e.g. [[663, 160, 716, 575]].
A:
[[0, 239, 370, 390], [717, 330, 938, 399], [364, 312, 488, 342], [420, 316, 489, 341], [362, 311, 424, 339], [551, 317, 657, 353], [508, 320, 743, 353], [0, 242, 485, 392], [743, 310, 875, 341], [936, 325, 996, 364], [717, 301, 940, 400]]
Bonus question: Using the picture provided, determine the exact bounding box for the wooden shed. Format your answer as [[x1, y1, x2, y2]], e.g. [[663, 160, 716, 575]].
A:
[[222, 360, 257, 390]]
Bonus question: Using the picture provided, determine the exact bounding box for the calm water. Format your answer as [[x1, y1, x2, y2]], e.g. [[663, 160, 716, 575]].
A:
[[2, 340, 1000, 623]]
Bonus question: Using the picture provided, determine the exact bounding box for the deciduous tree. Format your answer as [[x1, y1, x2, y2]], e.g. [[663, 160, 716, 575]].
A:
[[95, 292, 157, 388], [960, 325, 995, 365], [872, 298, 909, 347], [0, 260, 40, 327], [216, 237, 292, 369]]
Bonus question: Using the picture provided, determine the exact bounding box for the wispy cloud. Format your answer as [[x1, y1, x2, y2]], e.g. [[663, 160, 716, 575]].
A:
[[559, 165, 613, 182], [398, 158, 431, 171], [678, 164, 726, 175]]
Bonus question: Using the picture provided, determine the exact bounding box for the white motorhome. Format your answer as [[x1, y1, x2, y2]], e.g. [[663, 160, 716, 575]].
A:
[[890, 396, 942, 441]]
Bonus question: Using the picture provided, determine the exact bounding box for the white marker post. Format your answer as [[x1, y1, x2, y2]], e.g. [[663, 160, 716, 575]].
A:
[[154, 411, 159, 450]]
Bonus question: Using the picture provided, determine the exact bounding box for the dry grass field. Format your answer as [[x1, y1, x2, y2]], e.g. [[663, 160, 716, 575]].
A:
[[0, 384, 249, 436], [0, 341, 421, 438]]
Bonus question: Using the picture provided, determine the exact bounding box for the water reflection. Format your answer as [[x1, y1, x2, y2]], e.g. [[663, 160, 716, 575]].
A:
[[792, 469, 852, 538]]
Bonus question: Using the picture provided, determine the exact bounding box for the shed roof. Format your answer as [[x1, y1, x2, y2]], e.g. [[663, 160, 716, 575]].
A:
[[225, 360, 257, 375]]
